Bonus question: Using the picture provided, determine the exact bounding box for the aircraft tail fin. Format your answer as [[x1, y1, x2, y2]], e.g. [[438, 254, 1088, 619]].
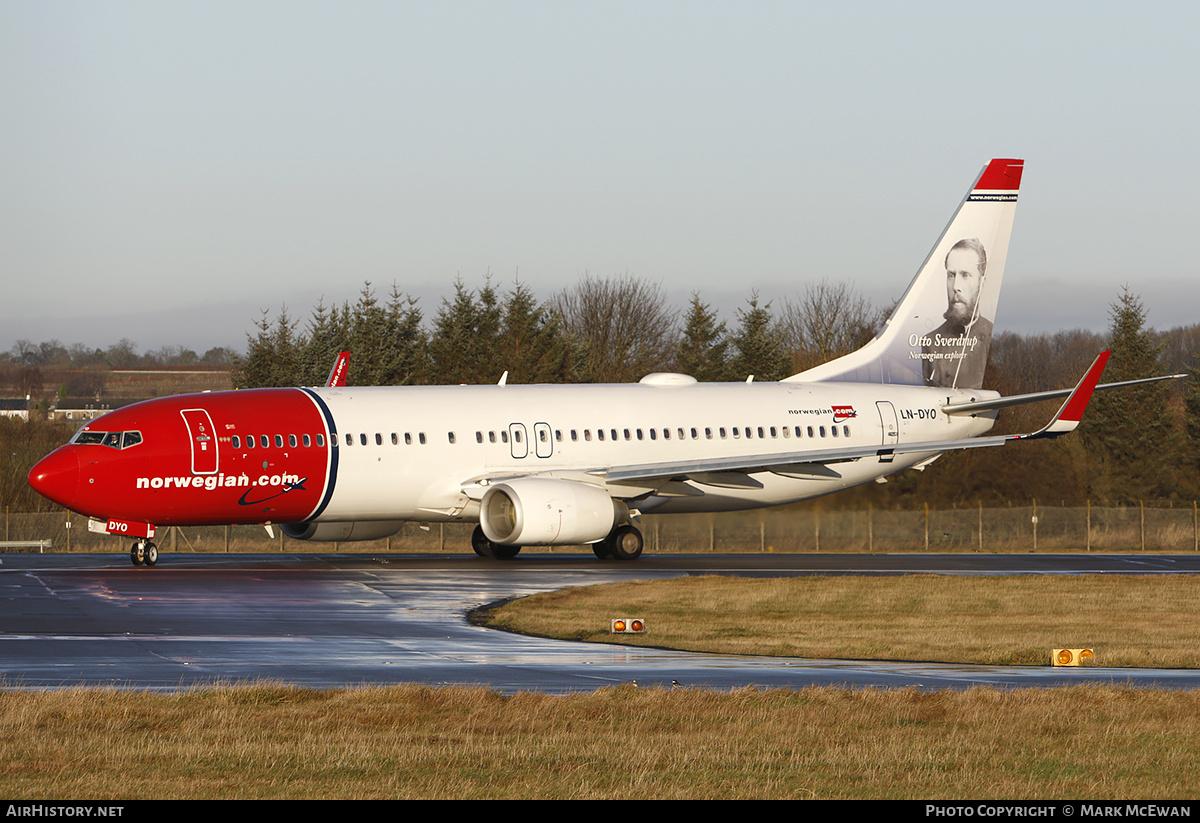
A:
[[786, 158, 1023, 390], [325, 351, 350, 388]]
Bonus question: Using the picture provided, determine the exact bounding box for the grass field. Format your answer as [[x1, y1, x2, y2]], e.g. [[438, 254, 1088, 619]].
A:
[[3, 683, 1200, 799], [474, 574, 1200, 668]]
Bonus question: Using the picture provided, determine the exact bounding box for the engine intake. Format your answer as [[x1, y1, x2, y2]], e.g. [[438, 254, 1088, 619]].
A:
[[480, 479, 618, 545]]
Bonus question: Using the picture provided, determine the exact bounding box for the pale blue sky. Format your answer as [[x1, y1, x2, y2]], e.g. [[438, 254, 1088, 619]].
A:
[[2, 1, 1197, 355]]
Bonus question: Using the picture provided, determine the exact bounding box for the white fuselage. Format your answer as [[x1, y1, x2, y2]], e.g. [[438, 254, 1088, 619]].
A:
[[315, 380, 997, 523]]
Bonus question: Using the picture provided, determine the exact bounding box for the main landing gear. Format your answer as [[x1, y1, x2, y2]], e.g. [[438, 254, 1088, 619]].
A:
[[469, 523, 645, 560], [471, 525, 521, 559], [591, 524, 644, 561], [130, 540, 158, 567]]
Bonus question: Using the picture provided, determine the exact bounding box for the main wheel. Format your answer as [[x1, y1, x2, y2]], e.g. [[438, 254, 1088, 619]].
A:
[[130, 542, 145, 566], [491, 544, 521, 560], [144, 542, 158, 567], [610, 525, 644, 561], [471, 525, 495, 557], [591, 540, 613, 559]]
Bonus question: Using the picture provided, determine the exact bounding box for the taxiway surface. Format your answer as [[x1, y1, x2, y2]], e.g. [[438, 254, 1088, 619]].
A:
[[3, 552, 1200, 692]]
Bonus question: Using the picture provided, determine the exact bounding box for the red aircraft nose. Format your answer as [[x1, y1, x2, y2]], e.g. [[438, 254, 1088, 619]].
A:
[[28, 448, 81, 509]]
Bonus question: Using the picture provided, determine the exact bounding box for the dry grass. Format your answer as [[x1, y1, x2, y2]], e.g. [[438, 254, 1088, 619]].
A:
[[3, 683, 1200, 799], [476, 575, 1200, 668]]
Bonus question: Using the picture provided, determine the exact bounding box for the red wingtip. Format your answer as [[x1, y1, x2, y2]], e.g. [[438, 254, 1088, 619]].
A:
[[1058, 350, 1111, 423], [975, 158, 1024, 191]]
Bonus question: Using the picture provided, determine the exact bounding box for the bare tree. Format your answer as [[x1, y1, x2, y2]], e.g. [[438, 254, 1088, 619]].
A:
[[779, 280, 888, 373], [554, 275, 677, 383]]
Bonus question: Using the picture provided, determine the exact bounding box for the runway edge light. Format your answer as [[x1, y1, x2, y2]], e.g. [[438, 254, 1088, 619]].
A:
[[611, 618, 646, 634], [1052, 648, 1095, 667]]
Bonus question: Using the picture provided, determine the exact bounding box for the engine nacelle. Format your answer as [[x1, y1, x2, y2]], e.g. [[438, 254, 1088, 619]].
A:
[[480, 479, 618, 545], [281, 520, 404, 542]]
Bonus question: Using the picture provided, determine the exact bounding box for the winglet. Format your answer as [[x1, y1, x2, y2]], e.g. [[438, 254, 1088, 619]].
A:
[[325, 351, 350, 388], [1034, 351, 1110, 437]]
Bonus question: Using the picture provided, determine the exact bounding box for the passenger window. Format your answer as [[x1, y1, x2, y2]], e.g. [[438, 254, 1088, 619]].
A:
[[346, 434, 353, 446], [405, 433, 412, 445], [831, 426, 838, 438], [317, 434, 325, 447], [448, 432, 456, 444], [418, 433, 426, 445], [232, 435, 241, 449], [303, 434, 311, 447], [260, 435, 269, 448], [360, 433, 367, 446], [246, 435, 255, 449], [375, 433, 382, 445], [476, 431, 483, 443], [290, 434, 298, 447]]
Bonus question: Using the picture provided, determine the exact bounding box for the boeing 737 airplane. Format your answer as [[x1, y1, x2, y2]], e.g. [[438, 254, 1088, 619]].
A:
[[27, 159, 1163, 566]]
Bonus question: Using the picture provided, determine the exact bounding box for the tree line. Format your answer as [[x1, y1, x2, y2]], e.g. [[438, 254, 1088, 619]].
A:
[[2, 276, 1198, 510], [232, 276, 889, 388]]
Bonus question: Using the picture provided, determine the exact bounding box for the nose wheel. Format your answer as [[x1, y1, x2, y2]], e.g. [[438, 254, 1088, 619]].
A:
[[130, 540, 158, 567]]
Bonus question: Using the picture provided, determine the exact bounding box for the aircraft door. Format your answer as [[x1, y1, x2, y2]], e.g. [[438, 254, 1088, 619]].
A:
[[875, 401, 899, 463], [533, 422, 553, 458], [180, 408, 219, 475], [508, 423, 528, 459]]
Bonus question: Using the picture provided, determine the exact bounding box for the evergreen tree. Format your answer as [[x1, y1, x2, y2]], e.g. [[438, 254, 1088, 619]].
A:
[[233, 308, 301, 388], [675, 293, 730, 381], [349, 283, 391, 385], [1080, 287, 1180, 502], [380, 283, 428, 385], [728, 294, 790, 381], [496, 281, 578, 383], [300, 299, 347, 386], [427, 278, 504, 384]]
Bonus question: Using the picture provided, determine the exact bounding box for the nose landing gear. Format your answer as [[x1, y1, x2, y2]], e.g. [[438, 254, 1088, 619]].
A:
[[130, 540, 158, 567]]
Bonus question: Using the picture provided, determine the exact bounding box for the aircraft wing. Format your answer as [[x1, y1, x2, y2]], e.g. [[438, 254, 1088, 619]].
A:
[[600, 351, 1112, 485]]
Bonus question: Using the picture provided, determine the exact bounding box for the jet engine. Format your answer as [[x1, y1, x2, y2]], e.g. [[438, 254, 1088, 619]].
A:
[[281, 520, 404, 542], [480, 478, 619, 545]]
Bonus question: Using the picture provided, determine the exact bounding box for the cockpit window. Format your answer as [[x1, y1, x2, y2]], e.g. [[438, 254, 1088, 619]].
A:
[[71, 430, 143, 450]]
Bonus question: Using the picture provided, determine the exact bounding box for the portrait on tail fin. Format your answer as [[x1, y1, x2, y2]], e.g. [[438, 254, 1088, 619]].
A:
[[922, 237, 993, 389]]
